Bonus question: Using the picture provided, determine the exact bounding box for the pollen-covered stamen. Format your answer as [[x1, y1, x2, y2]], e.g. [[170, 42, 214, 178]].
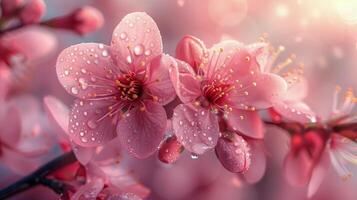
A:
[[331, 86, 357, 118], [201, 80, 234, 108], [115, 72, 143, 101]]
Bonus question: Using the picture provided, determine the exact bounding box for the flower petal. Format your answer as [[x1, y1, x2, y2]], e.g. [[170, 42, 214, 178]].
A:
[[117, 100, 166, 158], [72, 142, 96, 165], [240, 139, 266, 184], [0, 148, 39, 174], [111, 12, 162, 72], [228, 73, 287, 109], [273, 101, 317, 123], [56, 43, 118, 99], [71, 179, 105, 200], [0, 105, 21, 146], [176, 35, 207, 73], [226, 109, 264, 139], [144, 55, 176, 105], [43, 95, 69, 134], [172, 104, 219, 154], [284, 149, 314, 186], [283, 75, 308, 102], [69, 99, 118, 147], [169, 60, 201, 104]]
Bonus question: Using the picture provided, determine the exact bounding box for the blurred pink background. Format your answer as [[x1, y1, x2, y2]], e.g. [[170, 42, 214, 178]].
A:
[[2, 0, 357, 199]]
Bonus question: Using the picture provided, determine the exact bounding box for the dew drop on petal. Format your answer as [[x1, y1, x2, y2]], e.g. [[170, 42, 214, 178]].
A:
[[144, 49, 152, 56], [126, 55, 133, 64], [102, 50, 108, 57], [120, 32, 127, 40], [87, 120, 97, 129], [133, 44, 144, 56], [71, 87, 79, 94], [191, 153, 199, 159], [98, 44, 104, 49]]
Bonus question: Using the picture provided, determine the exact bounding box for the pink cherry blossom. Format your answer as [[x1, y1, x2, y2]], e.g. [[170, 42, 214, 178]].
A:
[[0, 95, 51, 174], [56, 12, 176, 159], [170, 35, 287, 155], [256, 43, 316, 123], [18, 0, 46, 24]]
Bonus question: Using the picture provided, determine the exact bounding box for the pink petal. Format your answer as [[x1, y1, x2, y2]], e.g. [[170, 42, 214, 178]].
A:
[[205, 40, 244, 79], [0, 147, 39, 175], [240, 139, 266, 184], [169, 59, 201, 104], [71, 142, 96, 165], [117, 100, 166, 158], [176, 35, 207, 73], [215, 132, 251, 173], [0, 68, 10, 101], [228, 73, 287, 109], [71, 179, 105, 200], [69, 99, 118, 147], [284, 149, 314, 186], [56, 43, 118, 99], [172, 104, 219, 154], [107, 193, 142, 200], [92, 137, 122, 164], [283, 75, 308, 102], [273, 101, 317, 123], [307, 160, 326, 198], [226, 109, 264, 139], [43, 96, 69, 134], [3, 26, 56, 61], [111, 12, 162, 72], [143, 55, 176, 105], [0, 105, 21, 146]]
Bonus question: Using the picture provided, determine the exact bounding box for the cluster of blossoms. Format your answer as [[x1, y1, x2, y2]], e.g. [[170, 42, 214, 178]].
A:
[[1, 6, 357, 200]]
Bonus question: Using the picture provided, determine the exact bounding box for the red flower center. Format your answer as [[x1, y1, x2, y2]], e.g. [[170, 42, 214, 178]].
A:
[[115, 72, 143, 101], [201, 80, 234, 107]]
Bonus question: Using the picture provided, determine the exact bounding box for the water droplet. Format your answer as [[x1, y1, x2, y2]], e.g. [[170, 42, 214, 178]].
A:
[[191, 153, 199, 159], [81, 69, 87, 74], [71, 87, 79, 94], [129, 23, 134, 28], [90, 77, 97, 82], [80, 132, 85, 136], [120, 32, 127, 40], [144, 49, 152, 56], [133, 44, 144, 56], [64, 70, 69, 76], [126, 55, 133, 64], [87, 120, 97, 129], [79, 78, 88, 89], [98, 44, 104, 49], [81, 137, 88, 143], [102, 50, 108, 57], [179, 121, 183, 125]]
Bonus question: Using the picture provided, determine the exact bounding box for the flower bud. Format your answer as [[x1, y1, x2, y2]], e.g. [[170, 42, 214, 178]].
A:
[[44, 6, 104, 35], [215, 132, 251, 173], [158, 136, 184, 164], [1, 0, 24, 18], [18, 0, 45, 24], [176, 35, 206, 73]]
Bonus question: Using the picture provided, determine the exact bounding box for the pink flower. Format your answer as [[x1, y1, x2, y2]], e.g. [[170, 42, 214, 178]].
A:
[[0, 95, 51, 174], [56, 12, 176, 158], [45, 6, 104, 35], [0, 0, 23, 18], [170, 35, 286, 155], [256, 43, 316, 123], [0, 27, 57, 88]]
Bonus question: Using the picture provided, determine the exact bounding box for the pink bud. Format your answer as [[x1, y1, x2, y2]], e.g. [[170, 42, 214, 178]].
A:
[[176, 35, 206, 73], [45, 6, 103, 35], [19, 0, 46, 24], [158, 136, 184, 164], [215, 132, 251, 173], [1, 0, 24, 18]]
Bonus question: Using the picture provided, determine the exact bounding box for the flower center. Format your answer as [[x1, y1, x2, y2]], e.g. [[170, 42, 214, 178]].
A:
[[201, 80, 234, 107], [115, 72, 143, 101]]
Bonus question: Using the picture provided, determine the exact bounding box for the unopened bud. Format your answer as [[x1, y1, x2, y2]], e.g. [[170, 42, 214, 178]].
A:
[[19, 0, 46, 24], [44, 6, 103, 35], [215, 132, 251, 173], [1, 0, 24, 18], [158, 136, 184, 164]]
